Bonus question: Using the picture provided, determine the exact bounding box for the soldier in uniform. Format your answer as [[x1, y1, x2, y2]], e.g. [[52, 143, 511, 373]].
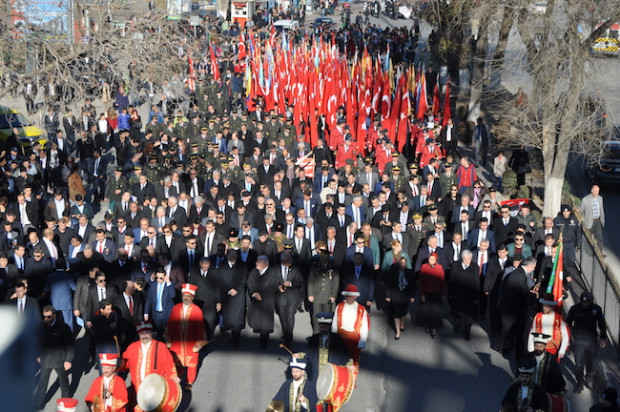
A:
[[143, 156, 161, 183], [390, 166, 407, 191], [553, 204, 581, 274], [307, 249, 340, 333], [406, 213, 428, 261], [128, 165, 143, 187], [439, 163, 458, 199], [104, 167, 129, 212]]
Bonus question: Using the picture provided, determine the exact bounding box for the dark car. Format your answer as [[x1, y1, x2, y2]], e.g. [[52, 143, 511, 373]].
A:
[[312, 17, 334, 29], [587, 140, 620, 184]]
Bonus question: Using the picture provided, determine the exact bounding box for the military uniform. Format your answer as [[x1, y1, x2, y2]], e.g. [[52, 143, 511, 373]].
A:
[[143, 160, 162, 183], [104, 170, 128, 207], [307, 261, 340, 333], [406, 220, 428, 260], [439, 171, 458, 197]]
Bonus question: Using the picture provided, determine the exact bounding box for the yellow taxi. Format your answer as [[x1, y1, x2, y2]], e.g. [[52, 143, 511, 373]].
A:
[[0, 106, 47, 149]]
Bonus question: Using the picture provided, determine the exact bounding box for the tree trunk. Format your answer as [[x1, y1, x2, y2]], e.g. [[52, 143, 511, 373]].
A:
[[467, 24, 488, 123], [543, 175, 564, 218]]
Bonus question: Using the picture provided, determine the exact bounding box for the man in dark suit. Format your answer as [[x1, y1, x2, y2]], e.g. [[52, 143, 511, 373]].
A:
[[382, 222, 409, 254], [91, 149, 108, 202], [199, 221, 226, 258], [450, 195, 475, 224], [532, 217, 560, 248], [467, 217, 497, 252], [177, 235, 202, 275], [493, 205, 519, 246], [131, 174, 156, 204], [495, 257, 538, 358], [34, 305, 74, 409], [344, 233, 375, 269], [15, 193, 39, 231], [92, 228, 117, 263], [414, 234, 448, 273], [112, 280, 143, 347], [292, 224, 312, 269], [139, 225, 167, 255], [8, 281, 40, 318], [166, 196, 188, 228], [295, 190, 319, 219], [43, 189, 71, 222], [483, 244, 510, 336], [440, 118, 458, 157], [340, 253, 375, 310], [106, 249, 135, 290], [275, 252, 304, 345], [143, 267, 176, 339], [84, 272, 119, 326], [188, 257, 221, 340]]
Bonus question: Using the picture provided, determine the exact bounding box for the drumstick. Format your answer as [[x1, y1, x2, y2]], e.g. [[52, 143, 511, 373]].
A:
[[114, 335, 121, 357], [279, 343, 294, 356]]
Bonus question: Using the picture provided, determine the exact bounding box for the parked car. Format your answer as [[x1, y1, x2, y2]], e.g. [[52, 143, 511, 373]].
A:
[[273, 19, 300, 33], [0, 106, 46, 149], [587, 139, 620, 185]]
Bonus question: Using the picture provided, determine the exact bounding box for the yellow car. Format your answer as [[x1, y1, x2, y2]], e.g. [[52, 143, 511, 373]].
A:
[[0, 106, 47, 149]]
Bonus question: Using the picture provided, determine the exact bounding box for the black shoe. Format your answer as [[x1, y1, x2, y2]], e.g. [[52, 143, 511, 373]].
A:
[[573, 383, 584, 394], [184, 384, 193, 392]]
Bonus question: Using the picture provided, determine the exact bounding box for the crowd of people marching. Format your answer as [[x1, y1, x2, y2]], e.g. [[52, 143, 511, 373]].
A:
[[1, 5, 617, 412]]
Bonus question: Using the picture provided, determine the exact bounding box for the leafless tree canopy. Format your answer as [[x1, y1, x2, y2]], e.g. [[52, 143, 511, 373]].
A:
[[0, 7, 196, 110]]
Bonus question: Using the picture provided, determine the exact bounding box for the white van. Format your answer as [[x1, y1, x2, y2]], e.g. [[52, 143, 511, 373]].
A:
[[273, 19, 300, 33]]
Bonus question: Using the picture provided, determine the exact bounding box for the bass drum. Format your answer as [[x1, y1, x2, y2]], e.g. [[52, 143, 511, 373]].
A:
[[137, 373, 182, 412], [316, 363, 356, 412], [548, 393, 570, 412]]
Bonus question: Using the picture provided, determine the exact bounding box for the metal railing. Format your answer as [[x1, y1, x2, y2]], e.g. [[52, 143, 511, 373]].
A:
[[577, 218, 620, 353]]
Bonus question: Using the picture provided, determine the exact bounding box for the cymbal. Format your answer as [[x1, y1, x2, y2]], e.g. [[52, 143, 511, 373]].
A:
[[266, 400, 285, 412]]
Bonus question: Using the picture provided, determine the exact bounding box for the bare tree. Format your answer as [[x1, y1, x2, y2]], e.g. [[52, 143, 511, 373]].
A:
[[473, 0, 620, 216], [0, 5, 200, 113]]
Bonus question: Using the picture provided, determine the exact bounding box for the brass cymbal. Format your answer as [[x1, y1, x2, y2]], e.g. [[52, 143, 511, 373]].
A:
[[266, 400, 285, 412]]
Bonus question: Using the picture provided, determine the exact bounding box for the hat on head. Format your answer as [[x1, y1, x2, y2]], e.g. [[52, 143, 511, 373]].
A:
[[290, 357, 307, 370], [57, 398, 79, 412], [392, 152, 399, 158], [561, 204, 571, 212], [426, 138, 434, 144], [316, 312, 333, 324], [444, 162, 453, 168], [393, 165, 401, 172], [531, 332, 551, 345], [602, 387, 618, 404], [318, 248, 332, 256], [341, 284, 360, 297], [99, 353, 119, 367], [115, 166, 123, 172], [580, 291, 593, 304], [409, 163, 419, 170], [427, 204, 438, 211], [135, 321, 153, 333], [539, 293, 558, 306], [413, 213, 423, 220], [489, 187, 497, 192], [345, 159, 354, 166], [181, 283, 198, 296], [283, 240, 294, 251], [516, 357, 536, 374]]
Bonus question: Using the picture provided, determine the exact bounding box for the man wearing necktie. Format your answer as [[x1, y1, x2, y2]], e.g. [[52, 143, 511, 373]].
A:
[[275, 252, 303, 345], [188, 257, 222, 340], [144, 268, 175, 339]]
